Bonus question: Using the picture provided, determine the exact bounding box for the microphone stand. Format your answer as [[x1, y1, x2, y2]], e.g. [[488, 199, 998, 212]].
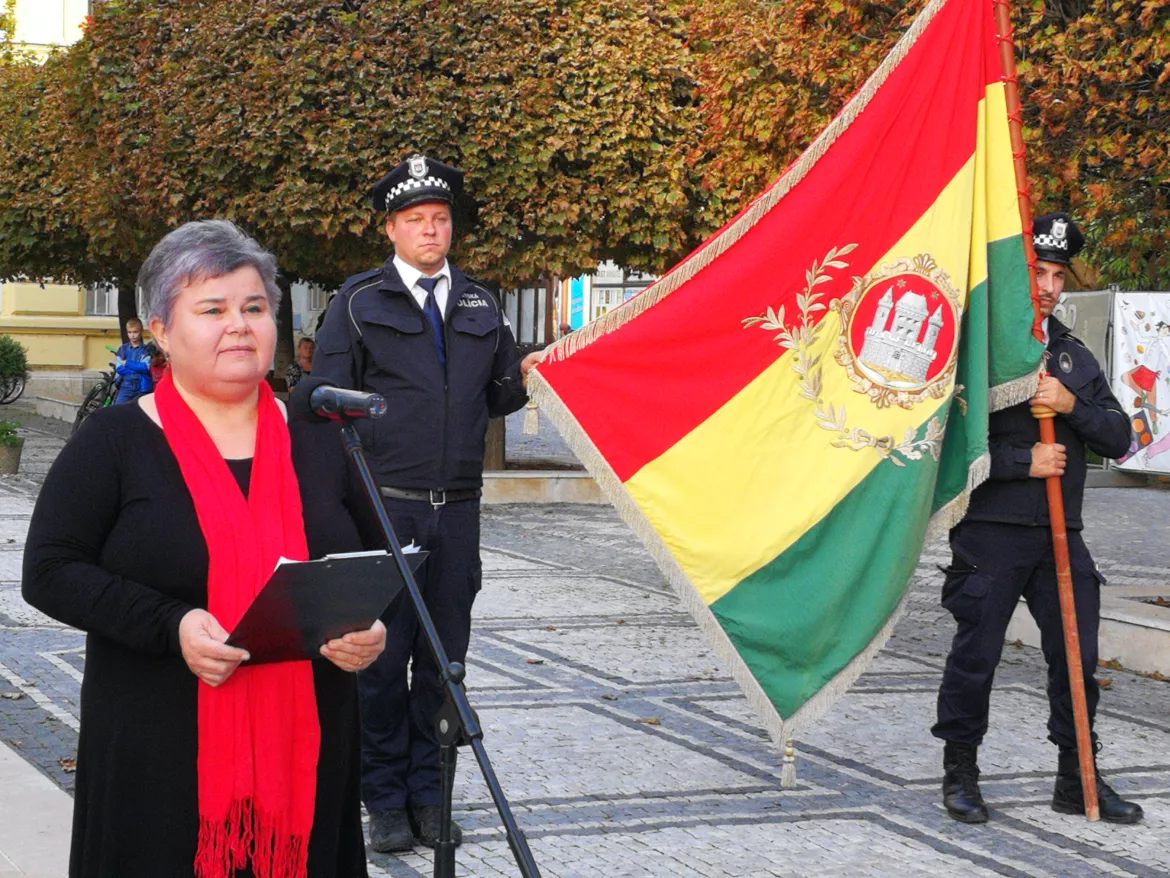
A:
[[337, 418, 542, 878]]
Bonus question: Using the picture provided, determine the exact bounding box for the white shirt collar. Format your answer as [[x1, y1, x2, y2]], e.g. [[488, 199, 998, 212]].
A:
[[1041, 316, 1050, 347], [393, 255, 450, 291], [393, 256, 452, 315]]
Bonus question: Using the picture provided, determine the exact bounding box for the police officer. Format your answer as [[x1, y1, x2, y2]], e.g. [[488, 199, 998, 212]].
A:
[[932, 212, 1143, 825], [313, 155, 539, 852]]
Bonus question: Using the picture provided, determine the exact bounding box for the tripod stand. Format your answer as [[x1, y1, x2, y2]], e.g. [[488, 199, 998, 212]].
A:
[[338, 420, 542, 878]]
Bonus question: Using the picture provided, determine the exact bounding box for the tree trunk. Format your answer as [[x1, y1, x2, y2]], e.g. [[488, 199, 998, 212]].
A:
[[484, 417, 506, 471], [274, 277, 296, 390], [543, 275, 555, 344], [117, 281, 139, 342]]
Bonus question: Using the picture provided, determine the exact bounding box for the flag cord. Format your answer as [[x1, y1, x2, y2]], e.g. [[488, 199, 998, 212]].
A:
[[991, 0, 1041, 331]]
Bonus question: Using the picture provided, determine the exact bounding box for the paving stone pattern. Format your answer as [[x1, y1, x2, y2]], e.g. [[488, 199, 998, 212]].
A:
[[1, 417, 1168, 876]]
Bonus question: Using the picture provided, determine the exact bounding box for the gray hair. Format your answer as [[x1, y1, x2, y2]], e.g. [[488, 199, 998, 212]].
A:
[[138, 220, 281, 327]]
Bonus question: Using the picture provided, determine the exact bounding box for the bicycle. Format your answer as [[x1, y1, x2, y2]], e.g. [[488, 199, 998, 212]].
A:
[[72, 347, 121, 434], [0, 372, 25, 406]]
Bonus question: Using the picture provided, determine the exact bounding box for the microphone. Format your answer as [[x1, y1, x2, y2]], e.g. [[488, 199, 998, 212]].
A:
[[292, 376, 387, 421]]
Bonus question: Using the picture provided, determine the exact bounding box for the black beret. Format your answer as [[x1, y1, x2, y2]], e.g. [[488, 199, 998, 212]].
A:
[[1032, 212, 1085, 265], [371, 154, 465, 215]]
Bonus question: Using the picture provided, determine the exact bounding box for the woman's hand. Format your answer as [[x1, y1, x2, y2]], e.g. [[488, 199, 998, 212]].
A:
[[320, 619, 386, 673], [179, 608, 250, 687]]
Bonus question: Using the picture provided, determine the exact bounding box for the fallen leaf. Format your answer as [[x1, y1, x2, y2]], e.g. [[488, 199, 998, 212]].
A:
[[58, 757, 76, 773], [635, 716, 661, 725], [1098, 677, 1113, 690], [601, 694, 618, 701], [1099, 658, 1124, 670], [616, 619, 626, 625], [1, 692, 24, 700], [1011, 639, 1023, 649], [525, 658, 544, 665], [546, 625, 557, 630]]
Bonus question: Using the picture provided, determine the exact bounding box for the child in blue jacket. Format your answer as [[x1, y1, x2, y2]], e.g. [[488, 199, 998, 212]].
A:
[[114, 318, 153, 404]]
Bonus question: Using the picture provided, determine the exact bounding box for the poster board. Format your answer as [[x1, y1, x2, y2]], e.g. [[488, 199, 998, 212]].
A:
[[1110, 292, 1170, 474]]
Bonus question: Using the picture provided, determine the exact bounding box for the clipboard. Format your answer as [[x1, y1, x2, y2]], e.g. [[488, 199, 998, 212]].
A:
[[226, 549, 428, 664]]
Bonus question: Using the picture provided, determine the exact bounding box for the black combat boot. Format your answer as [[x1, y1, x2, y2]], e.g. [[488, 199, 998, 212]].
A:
[[942, 741, 989, 823], [1052, 744, 1143, 824]]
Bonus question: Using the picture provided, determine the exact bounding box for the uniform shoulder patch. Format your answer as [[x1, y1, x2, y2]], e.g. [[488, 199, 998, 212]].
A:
[[340, 267, 383, 295], [463, 275, 500, 300]]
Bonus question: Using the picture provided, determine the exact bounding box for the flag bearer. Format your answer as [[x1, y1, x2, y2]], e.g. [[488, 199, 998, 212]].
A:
[[932, 212, 1142, 825]]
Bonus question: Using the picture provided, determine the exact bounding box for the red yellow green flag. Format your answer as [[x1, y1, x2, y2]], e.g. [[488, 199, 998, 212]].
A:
[[529, 0, 1044, 776]]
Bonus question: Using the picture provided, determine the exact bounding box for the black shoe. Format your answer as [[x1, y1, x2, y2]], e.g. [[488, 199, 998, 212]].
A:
[[942, 741, 989, 824], [1052, 745, 1143, 824], [410, 804, 463, 848], [368, 808, 415, 853]]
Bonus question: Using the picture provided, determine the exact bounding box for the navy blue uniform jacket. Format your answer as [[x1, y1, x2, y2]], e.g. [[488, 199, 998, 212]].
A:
[[312, 258, 528, 490], [963, 316, 1130, 530]]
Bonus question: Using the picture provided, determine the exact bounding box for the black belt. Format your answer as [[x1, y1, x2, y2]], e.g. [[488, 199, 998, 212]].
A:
[[379, 486, 481, 507]]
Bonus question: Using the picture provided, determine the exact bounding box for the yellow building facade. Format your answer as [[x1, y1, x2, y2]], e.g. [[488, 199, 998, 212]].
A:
[[1, 1, 117, 375], [1, 282, 120, 370], [11, 0, 90, 59]]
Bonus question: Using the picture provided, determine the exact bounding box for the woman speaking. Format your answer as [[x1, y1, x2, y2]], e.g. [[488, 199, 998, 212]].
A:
[[23, 220, 384, 878]]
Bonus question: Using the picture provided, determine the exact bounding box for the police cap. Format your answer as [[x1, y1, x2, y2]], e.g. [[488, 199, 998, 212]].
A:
[[371, 154, 465, 215], [1032, 212, 1085, 265]]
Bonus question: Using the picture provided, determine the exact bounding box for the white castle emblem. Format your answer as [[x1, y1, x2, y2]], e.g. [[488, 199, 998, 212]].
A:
[[857, 286, 944, 384]]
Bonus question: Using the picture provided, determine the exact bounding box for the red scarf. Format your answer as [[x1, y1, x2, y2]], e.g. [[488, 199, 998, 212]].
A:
[[155, 374, 320, 878]]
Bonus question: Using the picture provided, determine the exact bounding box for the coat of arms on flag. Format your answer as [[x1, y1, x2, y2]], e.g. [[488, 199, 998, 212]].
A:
[[528, 0, 1045, 783]]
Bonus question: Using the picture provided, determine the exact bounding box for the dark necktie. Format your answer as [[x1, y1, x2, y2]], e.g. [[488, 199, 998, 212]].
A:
[[417, 276, 446, 370]]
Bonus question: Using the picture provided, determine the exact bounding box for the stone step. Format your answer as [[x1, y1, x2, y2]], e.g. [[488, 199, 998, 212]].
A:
[[1007, 586, 1170, 677], [483, 470, 602, 504], [34, 395, 82, 424], [26, 370, 104, 402]]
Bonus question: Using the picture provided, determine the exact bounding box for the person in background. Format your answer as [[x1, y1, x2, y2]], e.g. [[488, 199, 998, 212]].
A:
[[145, 341, 168, 388], [285, 336, 315, 390], [312, 153, 540, 852], [113, 317, 154, 404]]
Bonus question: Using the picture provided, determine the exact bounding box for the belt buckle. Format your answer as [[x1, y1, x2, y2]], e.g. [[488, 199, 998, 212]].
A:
[[429, 488, 447, 508]]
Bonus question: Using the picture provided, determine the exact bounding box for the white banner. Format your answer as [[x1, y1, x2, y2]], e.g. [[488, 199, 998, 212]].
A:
[[1111, 292, 1170, 473]]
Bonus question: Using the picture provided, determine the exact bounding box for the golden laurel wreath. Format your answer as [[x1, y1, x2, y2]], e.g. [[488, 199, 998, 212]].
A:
[[743, 246, 960, 467]]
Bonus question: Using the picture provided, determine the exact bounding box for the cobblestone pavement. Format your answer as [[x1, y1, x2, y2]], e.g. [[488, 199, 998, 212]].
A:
[[1, 417, 1168, 877]]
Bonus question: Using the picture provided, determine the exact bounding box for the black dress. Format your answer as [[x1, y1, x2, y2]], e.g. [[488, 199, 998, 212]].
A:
[[22, 403, 382, 877]]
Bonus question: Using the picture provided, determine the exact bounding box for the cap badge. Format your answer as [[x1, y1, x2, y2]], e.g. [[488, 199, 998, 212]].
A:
[[1052, 218, 1068, 243], [408, 156, 428, 180], [1059, 352, 1073, 373]]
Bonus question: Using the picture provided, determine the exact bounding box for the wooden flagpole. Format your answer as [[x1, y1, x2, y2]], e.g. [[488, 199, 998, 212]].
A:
[[992, 0, 1099, 821]]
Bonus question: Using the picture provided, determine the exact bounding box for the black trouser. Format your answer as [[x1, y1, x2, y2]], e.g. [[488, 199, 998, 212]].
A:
[[933, 520, 1102, 748], [358, 497, 482, 812]]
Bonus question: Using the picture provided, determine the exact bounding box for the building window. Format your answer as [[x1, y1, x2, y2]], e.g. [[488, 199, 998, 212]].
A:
[[591, 261, 655, 319], [309, 284, 327, 311], [84, 284, 117, 316], [502, 285, 549, 345]]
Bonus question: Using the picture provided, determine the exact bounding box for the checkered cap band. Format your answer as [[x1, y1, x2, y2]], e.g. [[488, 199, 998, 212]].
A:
[[385, 176, 451, 210], [1033, 233, 1068, 251]]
